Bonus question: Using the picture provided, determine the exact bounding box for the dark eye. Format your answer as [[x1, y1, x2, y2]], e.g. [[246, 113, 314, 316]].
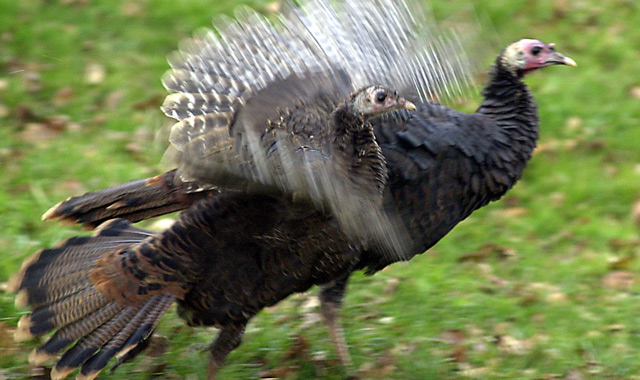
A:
[[531, 46, 542, 56], [376, 90, 387, 103]]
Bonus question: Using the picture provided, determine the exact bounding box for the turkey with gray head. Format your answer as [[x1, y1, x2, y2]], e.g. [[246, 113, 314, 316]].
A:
[[10, 0, 576, 378], [358, 38, 577, 272], [317, 36, 575, 368]]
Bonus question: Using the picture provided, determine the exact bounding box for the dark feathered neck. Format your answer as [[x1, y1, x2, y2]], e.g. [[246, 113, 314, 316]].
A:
[[330, 102, 387, 196], [477, 56, 538, 127], [470, 54, 540, 204], [476, 55, 539, 147], [331, 102, 365, 135]]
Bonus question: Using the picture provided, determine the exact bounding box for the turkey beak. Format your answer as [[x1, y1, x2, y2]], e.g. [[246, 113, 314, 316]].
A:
[[546, 51, 577, 67], [401, 99, 416, 111]]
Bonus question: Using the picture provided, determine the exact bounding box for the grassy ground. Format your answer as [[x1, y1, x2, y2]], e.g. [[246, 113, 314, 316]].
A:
[[2, 0, 640, 379]]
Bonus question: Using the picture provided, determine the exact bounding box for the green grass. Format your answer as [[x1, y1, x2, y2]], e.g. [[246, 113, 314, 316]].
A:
[[2, 0, 640, 379]]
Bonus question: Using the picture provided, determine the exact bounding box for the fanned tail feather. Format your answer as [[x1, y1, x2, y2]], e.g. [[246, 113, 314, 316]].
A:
[[10, 219, 175, 380], [42, 170, 213, 227]]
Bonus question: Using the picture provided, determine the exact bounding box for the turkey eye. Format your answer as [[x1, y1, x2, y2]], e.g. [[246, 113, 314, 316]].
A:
[[531, 46, 542, 56], [376, 91, 387, 103]]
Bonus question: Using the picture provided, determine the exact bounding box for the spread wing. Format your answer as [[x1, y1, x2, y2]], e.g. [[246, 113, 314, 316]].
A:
[[292, 0, 476, 101], [161, 5, 352, 191], [161, 5, 412, 258]]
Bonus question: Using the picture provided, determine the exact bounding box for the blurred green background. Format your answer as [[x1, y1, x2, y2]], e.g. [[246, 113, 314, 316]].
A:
[[2, 0, 640, 379]]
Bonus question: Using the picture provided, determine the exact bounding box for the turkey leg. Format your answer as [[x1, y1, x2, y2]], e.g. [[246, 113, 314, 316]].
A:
[[207, 324, 246, 380], [319, 274, 352, 369]]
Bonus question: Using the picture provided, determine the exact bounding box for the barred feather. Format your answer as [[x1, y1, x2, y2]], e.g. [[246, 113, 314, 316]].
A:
[[42, 171, 210, 227], [289, 0, 475, 100], [159, 0, 476, 244], [10, 220, 175, 379], [78, 295, 173, 380]]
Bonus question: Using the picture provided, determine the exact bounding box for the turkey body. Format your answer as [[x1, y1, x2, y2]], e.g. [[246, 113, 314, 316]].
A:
[[10, 1, 577, 377], [169, 193, 359, 328], [361, 67, 539, 271]]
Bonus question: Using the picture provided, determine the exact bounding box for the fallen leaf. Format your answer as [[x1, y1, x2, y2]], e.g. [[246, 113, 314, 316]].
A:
[[519, 291, 540, 306], [502, 196, 521, 207], [356, 311, 380, 321], [132, 94, 165, 110], [283, 335, 310, 361], [458, 249, 490, 262], [533, 139, 560, 155], [20, 123, 61, 145], [104, 89, 126, 109], [607, 255, 635, 270], [563, 368, 585, 380], [137, 357, 167, 378], [440, 329, 467, 363], [608, 238, 640, 252], [384, 277, 401, 294], [563, 139, 578, 150], [0, 103, 8, 118], [85, 62, 105, 84], [52, 86, 74, 106], [126, 142, 144, 154], [356, 353, 395, 379], [582, 138, 607, 151], [632, 199, 640, 228], [300, 295, 320, 313], [546, 292, 567, 304], [24, 70, 42, 92], [300, 311, 321, 330], [259, 364, 299, 378], [604, 324, 625, 332], [378, 316, 394, 324], [52, 178, 86, 196], [564, 116, 583, 133], [0, 321, 16, 358], [121, 2, 144, 16], [67, 121, 82, 132], [390, 341, 419, 356], [601, 271, 635, 290], [553, 0, 570, 18], [495, 334, 533, 355], [15, 104, 40, 124], [145, 334, 170, 357], [44, 114, 70, 131], [459, 243, 516, 262], [497, 207, 530, 218], [61, 0, 90, 5], [458, 364, 489, 378], [550, 192, 565, 208]]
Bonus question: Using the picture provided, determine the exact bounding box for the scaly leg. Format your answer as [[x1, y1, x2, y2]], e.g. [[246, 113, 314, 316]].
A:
[[319, 274, 352, 369], [207, 324, 246, 380]]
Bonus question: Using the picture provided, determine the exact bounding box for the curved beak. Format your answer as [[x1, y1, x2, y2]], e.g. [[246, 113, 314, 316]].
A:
[[402, 100, 416, 111], [546, 51, 577, 67]]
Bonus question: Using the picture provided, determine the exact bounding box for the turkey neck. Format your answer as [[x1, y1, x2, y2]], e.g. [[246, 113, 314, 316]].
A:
[[331, 103, 387, 195], [475, 56, 540, 195]]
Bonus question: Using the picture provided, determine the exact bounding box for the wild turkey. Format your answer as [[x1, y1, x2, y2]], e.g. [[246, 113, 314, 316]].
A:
[[10, 79, 417, 379], [10, 2, 426, 379], [10, 0, 577, 379]]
